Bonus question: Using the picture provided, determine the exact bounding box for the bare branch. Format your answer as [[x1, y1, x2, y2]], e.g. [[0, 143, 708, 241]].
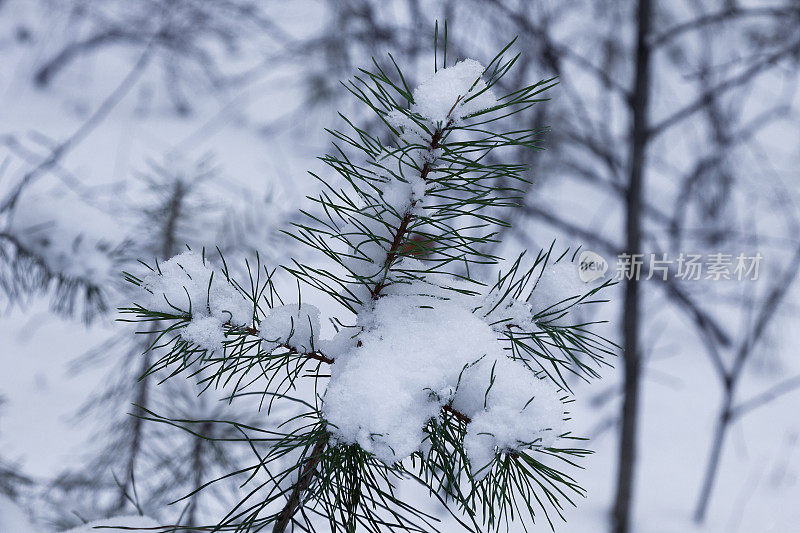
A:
[[650, 6, 800, 50], [648, 37, 800, 139], [732, 374, 800, 419]]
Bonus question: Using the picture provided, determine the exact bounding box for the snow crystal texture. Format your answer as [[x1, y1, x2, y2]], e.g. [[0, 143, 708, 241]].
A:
[[411, 59, 498, 124], [322, 289, 565, 476], [139, 251, 251, 351]]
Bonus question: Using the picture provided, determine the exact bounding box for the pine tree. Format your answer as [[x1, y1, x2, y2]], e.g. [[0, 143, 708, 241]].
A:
[[42, 160, 204, 526], [41, 156, 291, 529], [122, 31, 614, 532], [0, 181, 124, 323]]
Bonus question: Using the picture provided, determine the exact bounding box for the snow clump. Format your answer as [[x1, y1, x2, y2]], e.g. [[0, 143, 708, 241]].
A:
[[259, 303, 321, 353], [530, 260, 586, 326], [8, 190, 122, 286], [386, 59, 497, 168], [139, 250, 251, 351], [410, 59, 498, 124], [322, 285, 565, 478]]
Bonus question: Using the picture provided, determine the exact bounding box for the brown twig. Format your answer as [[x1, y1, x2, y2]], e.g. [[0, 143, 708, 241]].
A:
[[270, 106, 458, 530], [442, 404, 472, 425], [273, 438, 328, 533], [224, 323, 335, 365], [369, 119, 452, 300]]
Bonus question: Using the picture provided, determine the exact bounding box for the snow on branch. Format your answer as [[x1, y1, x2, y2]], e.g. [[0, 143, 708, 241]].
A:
[[1, 189, 125, 320], [322, 284, 566, 477], [120, 35, 614, 533], [408, 58, 498, 125]]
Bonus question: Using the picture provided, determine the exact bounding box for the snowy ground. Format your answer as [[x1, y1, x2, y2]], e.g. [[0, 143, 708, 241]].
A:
[[1, 1, 799, 531]]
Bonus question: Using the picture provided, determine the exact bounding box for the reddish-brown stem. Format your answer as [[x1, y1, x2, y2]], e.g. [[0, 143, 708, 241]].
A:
[[369, 119, 452, 300], [224, 323, 335, 364], [270, 110, 457, 531], [273, 438, 328, 533], [368, 212, 414, 299], [442, 404, 472, 424], [298, 349, 335, 365], [272, 342, 335, 365]]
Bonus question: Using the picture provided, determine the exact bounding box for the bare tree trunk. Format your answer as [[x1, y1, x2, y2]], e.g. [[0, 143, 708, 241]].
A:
[[187, 421, 211, 529], [612, 1, 652, 532], [113, 178, 185, 512], [161, 179, 185, 259], [113, 349, 152, 512], [693, 391, 732, 522]]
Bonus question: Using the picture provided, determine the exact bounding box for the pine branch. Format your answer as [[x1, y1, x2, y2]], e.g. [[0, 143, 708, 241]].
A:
[[273, 438, 329, 533], [273, 115, 456, 528], [225, 323, 335, 365], [370, 119, 452, 299], [118, 32, 616, 532]]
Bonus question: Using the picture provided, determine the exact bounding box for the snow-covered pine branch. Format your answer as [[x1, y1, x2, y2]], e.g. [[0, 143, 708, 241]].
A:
[[0, 187, 126, 321], [121, 33, 615, 533]]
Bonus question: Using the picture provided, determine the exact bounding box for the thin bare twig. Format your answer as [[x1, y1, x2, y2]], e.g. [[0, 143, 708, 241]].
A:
[[0, 45, 154, 214]]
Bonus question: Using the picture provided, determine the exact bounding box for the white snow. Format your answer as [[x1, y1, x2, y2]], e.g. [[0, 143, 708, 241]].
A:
[[8, 189, 123, 285], [380, 175, 426, 216], [480, 260, 590, 331], [386, 59, 496, 172], [456, 356, 564, 477], [343, 61, 497, 299], [386, 110, 428, 146], [410, 59, 498, 124], [182, 314, 229, 351], [481, 288, 540, 332], [139, 251, 251, 350], [0, 495, 38, 533], [259, 303, 321, 353], [321, 286, 565, 473], [529, 260, 587, 326], [1, 1, 798, 529]]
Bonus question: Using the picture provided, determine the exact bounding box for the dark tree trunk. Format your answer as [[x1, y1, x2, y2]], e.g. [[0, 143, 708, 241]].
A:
[[113, 179, 185, 512], [693, 391, 732, 523], [113, 350, 152, 512], [612, 1, 653, 532], [186, 421, 211, 529]]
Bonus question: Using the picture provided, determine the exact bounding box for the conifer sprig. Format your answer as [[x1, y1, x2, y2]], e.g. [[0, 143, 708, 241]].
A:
[[120, 30, 615, 533]]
